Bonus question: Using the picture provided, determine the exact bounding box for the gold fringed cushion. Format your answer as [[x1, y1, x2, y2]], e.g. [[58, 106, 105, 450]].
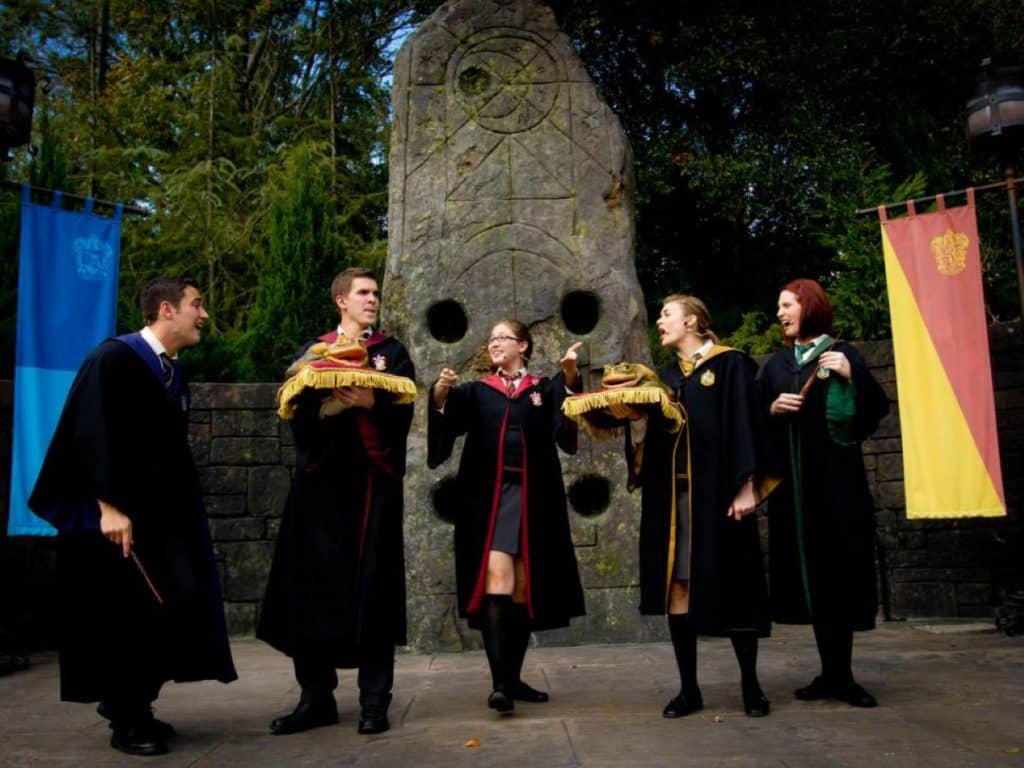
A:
[[277, 338, 417, 420], [562, 362, 684, 439]]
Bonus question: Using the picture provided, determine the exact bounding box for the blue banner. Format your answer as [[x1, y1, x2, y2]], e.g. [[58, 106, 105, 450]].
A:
[[8, 186, 122, 535]]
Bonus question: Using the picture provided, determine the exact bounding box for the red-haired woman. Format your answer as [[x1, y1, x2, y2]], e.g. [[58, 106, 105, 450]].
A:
[[759, 278, 889, 707], [428, 320, 586, 714]]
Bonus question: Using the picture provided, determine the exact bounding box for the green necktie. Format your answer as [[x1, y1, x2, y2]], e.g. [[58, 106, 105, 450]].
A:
[[795, 343, 812, 364]]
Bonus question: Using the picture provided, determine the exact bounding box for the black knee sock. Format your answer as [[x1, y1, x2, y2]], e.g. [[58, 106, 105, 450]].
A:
[[482, 595, 514, 690], [730, 631, 760, 689], [813, 623, 854, 685], [507, 601, 530, 687], [667, 614, 698, 694]]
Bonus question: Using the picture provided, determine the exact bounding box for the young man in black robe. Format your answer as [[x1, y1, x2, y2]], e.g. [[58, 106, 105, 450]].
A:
[[258, 267, 414, 736], [29, 277, 237, 757]]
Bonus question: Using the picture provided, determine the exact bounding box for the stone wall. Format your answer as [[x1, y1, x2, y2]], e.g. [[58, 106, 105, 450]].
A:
[[1, 323, 1021, 649]]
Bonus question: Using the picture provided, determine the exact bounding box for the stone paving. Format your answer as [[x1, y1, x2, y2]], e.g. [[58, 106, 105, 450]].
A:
[[1, 622, 1022, 767]]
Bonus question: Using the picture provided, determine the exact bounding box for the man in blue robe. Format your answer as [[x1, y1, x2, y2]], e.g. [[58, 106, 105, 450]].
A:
[[29, 276, 237, 757]]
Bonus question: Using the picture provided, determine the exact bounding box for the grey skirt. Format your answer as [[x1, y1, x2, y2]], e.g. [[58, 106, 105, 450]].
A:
[[491, 482, 522, 556], [672, 488, 691, 581]]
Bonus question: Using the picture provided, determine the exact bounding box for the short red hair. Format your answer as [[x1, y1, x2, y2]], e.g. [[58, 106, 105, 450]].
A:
[[782, 278, 834, 339]]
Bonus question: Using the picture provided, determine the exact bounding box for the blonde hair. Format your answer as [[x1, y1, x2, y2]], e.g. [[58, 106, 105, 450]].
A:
[[663, 294, 720, 343]]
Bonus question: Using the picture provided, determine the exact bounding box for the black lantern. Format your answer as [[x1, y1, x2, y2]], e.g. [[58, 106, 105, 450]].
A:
[[966, 60, 1024, 318], [0, 54, 36, 161], [966, 62, 1024, 162]]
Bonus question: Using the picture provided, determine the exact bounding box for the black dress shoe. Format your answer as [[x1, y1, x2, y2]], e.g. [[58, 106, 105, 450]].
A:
[[270, 697, 338, 735], [511, 681, 549, 703], [662, 688, 703, 718], [357, 709, 390, 735], [794, 675, 833, 701], [834, 681, 877, 708], [488, 687, 515, 713], [97, 702, 176, 740], [742, 684, 771, 717], [110, 725, 168, 757]]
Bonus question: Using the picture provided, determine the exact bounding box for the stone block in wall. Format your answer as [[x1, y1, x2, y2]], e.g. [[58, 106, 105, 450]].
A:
[[210, 437, 279, 465], [198, 466, 248, 495], [190, 409, 211, 424], [874, 409, 900, 439], [888, 549, 931, 568], [877, 481, 905, 509], [897, 567, 993, 583], [212, 410, 280, 438], [209, 517, 265, 541], [280, 446, 296, 467], [188, 422, 211, 466], [890, 581, 957, 617], [863, 438, 903, 455], [223, 602, 258, 635], [217, 541, 275, 602], [956, 582, 994, 606], [205, 494, 246, 518], [248, 466, 292, 517], [876, 453, 904, 481], [190, 383, 279, 410], [267, 518, 281, 540]]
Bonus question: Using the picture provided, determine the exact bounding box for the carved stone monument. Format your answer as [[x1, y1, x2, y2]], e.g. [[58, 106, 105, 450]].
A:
[[386, 0, 656, 650]]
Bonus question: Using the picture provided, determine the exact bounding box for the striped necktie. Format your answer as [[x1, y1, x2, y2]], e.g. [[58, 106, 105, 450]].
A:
[[159, 353, 174, 389]]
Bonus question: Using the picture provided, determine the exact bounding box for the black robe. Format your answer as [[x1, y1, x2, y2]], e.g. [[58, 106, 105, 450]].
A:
[[629, 348, 774, 636], [759, 341, 889, 631], [428, 372, 585, 631], [258, 332, 414, 666], [29, 335, 237, 702]]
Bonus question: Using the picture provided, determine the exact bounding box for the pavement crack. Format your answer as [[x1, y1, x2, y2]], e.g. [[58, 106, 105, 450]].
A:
[[561, 718, 582, 766]]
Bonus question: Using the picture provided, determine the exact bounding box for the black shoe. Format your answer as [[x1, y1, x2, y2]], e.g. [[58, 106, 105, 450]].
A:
[[110, 724, 168, 757], [357, 709, 390, 735], [662, 688, 703, 718], [834, 680, 877, 708], [742, 683, 771, 717], [794, 675, 833, 701], [488, 687, 515, 713], [511, 680, 549, 703], [269, 696, 338, 735], [98, 703, 176, 741]]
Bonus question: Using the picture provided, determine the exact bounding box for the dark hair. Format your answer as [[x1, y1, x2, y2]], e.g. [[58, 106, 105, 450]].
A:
[[493, 319, 534, 364], [140, 277, 199, 324], [781, 278, 834, 339], [330, 267, 377, 304], [662, 294, 720, 343]]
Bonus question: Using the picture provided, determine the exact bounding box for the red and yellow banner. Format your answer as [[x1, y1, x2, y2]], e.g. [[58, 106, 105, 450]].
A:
[[879, 191, 1005, 519]]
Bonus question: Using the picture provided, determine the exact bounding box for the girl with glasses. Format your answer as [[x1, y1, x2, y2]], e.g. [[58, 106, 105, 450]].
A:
[[428, 320, 586, 713]]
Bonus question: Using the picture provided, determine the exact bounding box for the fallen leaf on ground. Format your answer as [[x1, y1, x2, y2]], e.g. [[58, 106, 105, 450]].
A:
[[463, 737, 481, 748]]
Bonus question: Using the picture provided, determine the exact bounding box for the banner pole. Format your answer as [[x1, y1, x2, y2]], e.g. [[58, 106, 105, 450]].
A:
[[1004, 168, 1024, 318]]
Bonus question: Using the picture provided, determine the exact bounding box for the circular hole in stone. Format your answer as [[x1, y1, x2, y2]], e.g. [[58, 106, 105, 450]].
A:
[[427, 299, 468, 343], [561, 290, 601, 335], [431, 475, 461, 525], [459, 66, 492, 96], [568, 473, 612, 517]]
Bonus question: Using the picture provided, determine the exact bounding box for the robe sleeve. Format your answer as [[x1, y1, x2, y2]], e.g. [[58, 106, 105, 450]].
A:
[[549, 371, 578, 456], [843, 343, 890, 441], [720, 353, 779, 500], [427, 380, 473, 469], [30, 343, 135, 531]]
